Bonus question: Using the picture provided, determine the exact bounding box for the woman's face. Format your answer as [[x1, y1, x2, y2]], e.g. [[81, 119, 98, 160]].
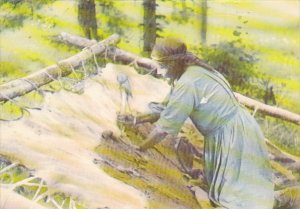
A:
[[156, 60, 177, 79], [156, 62, 169, 78]]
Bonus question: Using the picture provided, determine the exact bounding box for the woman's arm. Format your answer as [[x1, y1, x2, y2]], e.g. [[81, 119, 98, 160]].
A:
[[135, 113, 160, 124], [117, 113, 160, 125], [139, 126, 168, 151]]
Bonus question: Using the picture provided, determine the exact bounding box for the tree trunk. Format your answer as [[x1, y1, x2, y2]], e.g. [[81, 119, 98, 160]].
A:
[[234, 93, 300, 125], [143, 0, 156, 57], [181, 0, 187, 17], [201, 0, 208, 45], [78, 0, 98, 40], [0, 34, 119, 102]]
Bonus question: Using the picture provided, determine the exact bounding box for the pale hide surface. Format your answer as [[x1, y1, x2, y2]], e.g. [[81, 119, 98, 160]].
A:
[[0, 64, 170, 209]]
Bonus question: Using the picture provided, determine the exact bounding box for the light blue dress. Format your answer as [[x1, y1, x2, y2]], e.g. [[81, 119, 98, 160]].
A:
[[156, 66, 274, 209]]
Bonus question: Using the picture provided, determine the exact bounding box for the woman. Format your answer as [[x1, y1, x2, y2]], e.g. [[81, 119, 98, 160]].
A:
[[121, 38, 275, 209]]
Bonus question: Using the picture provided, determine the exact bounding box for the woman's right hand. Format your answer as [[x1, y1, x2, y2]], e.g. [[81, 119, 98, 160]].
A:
[[117, 113, 136, 126]]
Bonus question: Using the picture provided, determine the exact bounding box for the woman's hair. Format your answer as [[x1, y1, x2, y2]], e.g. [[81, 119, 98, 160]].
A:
[[151, 37, 215, 73]]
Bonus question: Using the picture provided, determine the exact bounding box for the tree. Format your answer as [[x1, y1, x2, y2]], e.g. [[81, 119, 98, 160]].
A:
[[170, 0, 193, 24], [143, 0, 156, 56], [98, 0, 126, 38], [78, 0, 98, 40], [200, 0, 208, 45]]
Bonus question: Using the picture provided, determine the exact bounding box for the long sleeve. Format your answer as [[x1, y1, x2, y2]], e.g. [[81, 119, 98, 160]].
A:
[[155, 81, 195, 136]]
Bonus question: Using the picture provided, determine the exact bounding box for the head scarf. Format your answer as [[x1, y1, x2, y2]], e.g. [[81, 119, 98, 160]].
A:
[[151, 37, 215, 72], [151, 38, 187, 62]]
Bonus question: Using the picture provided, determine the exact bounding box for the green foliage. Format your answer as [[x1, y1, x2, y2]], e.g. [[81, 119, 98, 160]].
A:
[[170, 1, 193, 24], [0, 0, 56, 31], [200, 39, 258, 88], [15, 90, 45, 109], [0, 2, 30, 31], [196, 38, 284, 104], [0, 62, 26, 84], [0, 101, 24, 121], [258, 116, 300, 156], [0, 89, 47, 121], [97, 0, 127, 37]]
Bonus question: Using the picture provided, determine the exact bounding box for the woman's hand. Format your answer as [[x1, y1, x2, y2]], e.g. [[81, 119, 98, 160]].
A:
[[139, 126, 168, 151], [117, 113, 136, 126]]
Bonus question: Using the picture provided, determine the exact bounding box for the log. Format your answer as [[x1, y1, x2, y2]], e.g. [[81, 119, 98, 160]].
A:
[[235, 93, 300, 125], [56, 33, 300, 126], [0, 34, 120, 102], [266, 138, 300, 163], [57, 32, 160, 73]]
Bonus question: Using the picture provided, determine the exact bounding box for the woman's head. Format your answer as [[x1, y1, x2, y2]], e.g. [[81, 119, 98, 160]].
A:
[[151, 38, 187, 80], [151, 37, 215, 81]]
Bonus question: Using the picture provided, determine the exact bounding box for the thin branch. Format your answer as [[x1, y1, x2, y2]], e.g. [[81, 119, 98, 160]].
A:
[[0, 163, 18, 175], [32, 179, 44, 201]]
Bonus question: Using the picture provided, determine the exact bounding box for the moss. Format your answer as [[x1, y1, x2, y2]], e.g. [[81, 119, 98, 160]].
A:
[[0, 61, 26, 80], [0, 101, 23, 120], [15, 90, 45, 109]]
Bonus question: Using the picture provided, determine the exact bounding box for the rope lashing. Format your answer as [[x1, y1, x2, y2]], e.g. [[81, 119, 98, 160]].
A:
[[57, 63, 63, 78], [145, 67, 157, 76], [252, 105, 259, 116], [18, 78, 45, 110], [0, 92, 17, 104], [83, 46, 102, 75], [52, 62, 67, 89], [113, 48, 117, 62], [69, 63, 80, 80], [19, 78, 41, 93], [43, 71, 64, 88], [103, 42, 111, 61], [129, 57, 139, 69], [93, 51, 102, 74], [81, 60, 88, 78]]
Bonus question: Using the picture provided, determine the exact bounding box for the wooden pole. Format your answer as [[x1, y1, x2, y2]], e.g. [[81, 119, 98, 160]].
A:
[[0, 34, 119, 102], [234, 93, 300, 125], [55, 32, 300, 126], [57, 32, 160, 73]]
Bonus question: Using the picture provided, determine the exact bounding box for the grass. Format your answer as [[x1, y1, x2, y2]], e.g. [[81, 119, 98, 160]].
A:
[[257, 115, 300, 157]]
